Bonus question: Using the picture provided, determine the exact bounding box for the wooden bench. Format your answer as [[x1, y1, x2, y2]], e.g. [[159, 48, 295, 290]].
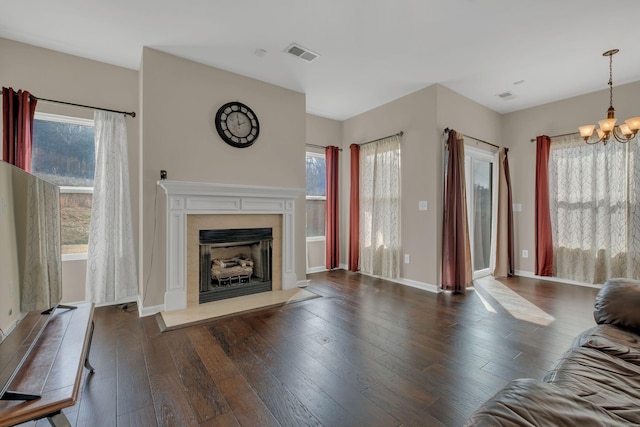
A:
[[0, 303, 94, 427]]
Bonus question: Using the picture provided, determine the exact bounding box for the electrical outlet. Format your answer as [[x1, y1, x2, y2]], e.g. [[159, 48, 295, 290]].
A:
[[418, 201, 428, 211], [404, 254, 410, 264], [522, 250, 529, 258]]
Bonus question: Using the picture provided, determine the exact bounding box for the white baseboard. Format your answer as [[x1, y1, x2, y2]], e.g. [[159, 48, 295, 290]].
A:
[[514, 270, 602, 289], [354, 271, 440, 294], [138, 295, 164, 317], [60, 299, 90, 306], [306, 266, 327, 274], [94, 295, 137, 308], [388, 276, 440, 293]]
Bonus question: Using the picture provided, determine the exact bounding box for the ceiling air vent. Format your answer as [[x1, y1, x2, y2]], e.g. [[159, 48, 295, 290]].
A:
[[285, 43, 320, 62], [497, 91, 515, 100]]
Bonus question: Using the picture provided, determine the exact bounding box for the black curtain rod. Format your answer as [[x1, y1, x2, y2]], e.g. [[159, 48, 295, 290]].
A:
[[358, 131, 404, 146], [529, 131, 579, 142], [444, 127, 499, 150], [1, 89, 136, 117], [32, 95, 136, 118], [305, 143, 343, 151]]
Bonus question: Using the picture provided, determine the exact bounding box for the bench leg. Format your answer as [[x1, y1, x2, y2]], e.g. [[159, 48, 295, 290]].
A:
[[84, 321, 96, 373], [47, 411, 72, 427]]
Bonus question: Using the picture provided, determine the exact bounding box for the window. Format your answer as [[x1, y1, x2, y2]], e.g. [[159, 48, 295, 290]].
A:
[[548, 134, 640, 283], [31, 113, 95, 258], [464, 146, 495, 277], [305, 152, 326, 239]]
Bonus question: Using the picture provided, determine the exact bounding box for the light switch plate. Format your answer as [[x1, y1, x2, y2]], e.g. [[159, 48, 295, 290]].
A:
[[418, 201, 428, 211]]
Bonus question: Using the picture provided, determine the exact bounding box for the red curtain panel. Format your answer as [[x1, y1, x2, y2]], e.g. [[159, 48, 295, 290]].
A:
[[2, 87, 37, 171], [535, 135, 553, 276], [325, 145, 340, 269]]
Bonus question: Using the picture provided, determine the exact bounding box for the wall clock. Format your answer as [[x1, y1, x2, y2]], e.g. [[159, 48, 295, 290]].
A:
[[215, 101, 260, 148]]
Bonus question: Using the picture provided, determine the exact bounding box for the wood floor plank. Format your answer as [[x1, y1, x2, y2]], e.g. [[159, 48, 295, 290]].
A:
[[228, 317, 399, 427], [117, 405, 158, 427], [361, 382, 446, 427], [140, 316, 199, 427], [75, 372, 118, 427], [11, 272, 600, 427], [117, 323, 155, 416], [187, 327, 281, 427], [165, 330, 231, 423], [208, 322, 322, 427], [265, 331, 401, 426]]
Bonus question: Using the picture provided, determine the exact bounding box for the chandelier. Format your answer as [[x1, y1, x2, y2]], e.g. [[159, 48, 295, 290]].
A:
[[578, 49, 640, 145]]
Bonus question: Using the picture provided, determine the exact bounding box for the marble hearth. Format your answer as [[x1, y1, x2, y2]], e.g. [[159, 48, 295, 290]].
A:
[[158, 180, 302, 312]]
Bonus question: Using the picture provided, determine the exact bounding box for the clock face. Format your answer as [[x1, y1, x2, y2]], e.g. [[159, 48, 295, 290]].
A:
[[215, 102, 260, 148]]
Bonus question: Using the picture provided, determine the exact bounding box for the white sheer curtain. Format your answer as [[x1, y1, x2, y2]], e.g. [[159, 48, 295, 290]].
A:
[[549, 134, 640, 283], [359, 135, 401, 278], [86, 111, 138, 304]]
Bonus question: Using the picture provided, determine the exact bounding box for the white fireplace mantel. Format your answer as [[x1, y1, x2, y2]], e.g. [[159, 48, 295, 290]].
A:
[[158, 180, 303, 312]]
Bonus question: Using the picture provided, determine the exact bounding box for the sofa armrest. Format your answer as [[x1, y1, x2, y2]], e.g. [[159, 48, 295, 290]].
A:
[[594, 278, 640, 332], [465, 378, 629, 426]]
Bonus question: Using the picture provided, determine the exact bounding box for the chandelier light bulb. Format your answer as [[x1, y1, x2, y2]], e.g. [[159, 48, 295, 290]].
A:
[[625, 117, 640, 131], [598, 118, 617, 132], [578, 49, 639, 144], [579, 125, 596, 138]]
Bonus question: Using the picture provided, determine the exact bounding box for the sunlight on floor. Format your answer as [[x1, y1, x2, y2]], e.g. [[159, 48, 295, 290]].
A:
[[475, 290, 497, 314], [474, 276, 555, 326]]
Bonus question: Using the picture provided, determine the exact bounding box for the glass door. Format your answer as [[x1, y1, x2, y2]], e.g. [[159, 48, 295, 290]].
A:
[[465, 147, 495, 278]]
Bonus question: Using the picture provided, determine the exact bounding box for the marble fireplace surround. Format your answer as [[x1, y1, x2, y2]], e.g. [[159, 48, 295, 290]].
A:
[[158, 180, 302, 312]]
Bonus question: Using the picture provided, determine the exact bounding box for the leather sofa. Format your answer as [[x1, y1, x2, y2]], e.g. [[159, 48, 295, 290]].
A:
[[466, 278, 640, 426]]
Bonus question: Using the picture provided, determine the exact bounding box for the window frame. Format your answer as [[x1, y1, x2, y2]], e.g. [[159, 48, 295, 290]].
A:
[[305, 151, 327, 241], [33, 112, 95, 261]]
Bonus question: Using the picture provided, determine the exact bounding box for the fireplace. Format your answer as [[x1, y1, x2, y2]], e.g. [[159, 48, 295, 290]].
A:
[[157, 180, 302, 312], [199, 228, 272, 303]]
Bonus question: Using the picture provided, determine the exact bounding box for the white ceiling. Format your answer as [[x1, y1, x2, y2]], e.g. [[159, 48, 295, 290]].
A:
[[2, 0, 640, 121]]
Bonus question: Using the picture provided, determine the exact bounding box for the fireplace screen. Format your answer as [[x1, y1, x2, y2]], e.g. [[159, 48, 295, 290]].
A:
[[199, 228, 272, 303]]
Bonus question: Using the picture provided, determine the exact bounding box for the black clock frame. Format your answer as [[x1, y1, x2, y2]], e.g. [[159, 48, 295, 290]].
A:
[[215, 101, 260, 148]]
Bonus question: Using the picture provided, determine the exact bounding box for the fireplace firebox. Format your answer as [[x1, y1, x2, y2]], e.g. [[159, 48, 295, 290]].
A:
[[199, 228, 272, 303]]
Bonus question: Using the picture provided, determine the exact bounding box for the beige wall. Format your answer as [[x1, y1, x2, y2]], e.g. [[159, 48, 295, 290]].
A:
[[307, 114, 343, 151], [140, 48, 307, 308], [341, 84, 502, 287], [343, 85, 440, 285], [503, 79, 640, 273], [340, 86, 441, 284], [0, 38, 139, 303]]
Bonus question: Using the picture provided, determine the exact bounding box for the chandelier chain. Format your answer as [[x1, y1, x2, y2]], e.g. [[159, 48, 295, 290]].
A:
[[609, 53, 613, 109]]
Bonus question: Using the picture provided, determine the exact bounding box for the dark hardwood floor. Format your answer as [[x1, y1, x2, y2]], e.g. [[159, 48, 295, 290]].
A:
[[21, 271, 600, 426]]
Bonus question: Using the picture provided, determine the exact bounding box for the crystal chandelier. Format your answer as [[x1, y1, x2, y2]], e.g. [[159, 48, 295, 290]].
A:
[[578, 49, 640, 145]]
